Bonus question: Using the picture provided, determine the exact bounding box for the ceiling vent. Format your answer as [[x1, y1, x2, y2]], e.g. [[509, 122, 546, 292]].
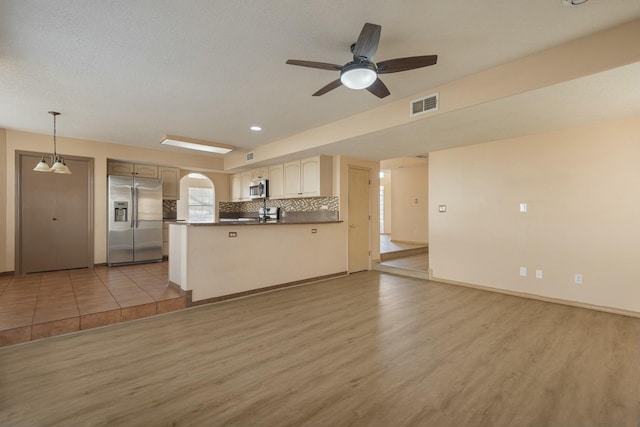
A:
[[246, 152, 254, 162], [410, 93, 439, 117]]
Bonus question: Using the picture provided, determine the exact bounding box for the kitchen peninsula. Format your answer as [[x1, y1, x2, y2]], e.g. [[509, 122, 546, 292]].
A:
[[169, 220, 347, 304]]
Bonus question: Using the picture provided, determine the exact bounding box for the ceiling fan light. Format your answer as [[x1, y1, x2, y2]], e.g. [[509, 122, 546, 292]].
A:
[[340, 63, 377, 90]]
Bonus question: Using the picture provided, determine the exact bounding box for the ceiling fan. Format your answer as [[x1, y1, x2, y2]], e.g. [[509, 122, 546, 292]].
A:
[[286, 23, 437, 99]]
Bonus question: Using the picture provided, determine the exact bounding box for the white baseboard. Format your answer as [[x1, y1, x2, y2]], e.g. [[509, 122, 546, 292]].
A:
[[431, 276, 640, 319]]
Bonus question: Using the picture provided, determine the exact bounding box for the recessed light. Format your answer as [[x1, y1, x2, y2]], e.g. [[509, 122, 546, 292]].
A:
[[160, 135, 234, 154], [250, 126, 262, 132]]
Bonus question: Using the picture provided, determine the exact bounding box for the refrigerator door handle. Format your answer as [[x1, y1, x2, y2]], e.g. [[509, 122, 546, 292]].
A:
[[132, 187, 139, 228], [131, 186, 137, 228]]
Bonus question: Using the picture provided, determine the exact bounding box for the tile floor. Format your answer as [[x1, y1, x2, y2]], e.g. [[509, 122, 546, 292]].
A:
[[0, 261, 185, 347]]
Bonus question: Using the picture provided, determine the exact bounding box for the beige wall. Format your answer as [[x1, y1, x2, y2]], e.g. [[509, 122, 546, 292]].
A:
[[380, 170, 391, 234], [2, 129, 228, 272], [390, 164, 429, 244], [429, 117, 640, 313], [0, 129, 7, 273]]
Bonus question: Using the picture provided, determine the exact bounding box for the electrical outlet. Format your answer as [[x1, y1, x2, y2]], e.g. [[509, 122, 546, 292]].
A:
[[311, 228, 317, 234], [519, 267, 527, 277], [574, 274, 583, 284], [228, 232, 237, 237], [535, 269, 543, 279], [438, 205, 446, 213]]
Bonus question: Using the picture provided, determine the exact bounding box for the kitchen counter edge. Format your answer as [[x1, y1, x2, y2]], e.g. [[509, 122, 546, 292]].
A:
[[169, 220, 343, 226]]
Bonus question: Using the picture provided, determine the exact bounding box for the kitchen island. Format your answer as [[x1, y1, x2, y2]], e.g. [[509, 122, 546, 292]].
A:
[[169, 221, 347, 304]]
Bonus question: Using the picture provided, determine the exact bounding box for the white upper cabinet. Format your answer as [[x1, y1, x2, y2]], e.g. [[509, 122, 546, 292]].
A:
[[268, 164, 284, 199], [283, 161, 301, 197], [282, 156, 332, 198], [240, 172, 252, 200], [231, 174, 243, 201], [251, 167, 269, 180], [229, 155, 332, 201], [158, 167, 180, 200]]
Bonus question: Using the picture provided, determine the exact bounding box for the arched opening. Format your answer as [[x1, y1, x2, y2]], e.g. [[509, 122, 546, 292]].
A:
[[177, 173, 216, 222]]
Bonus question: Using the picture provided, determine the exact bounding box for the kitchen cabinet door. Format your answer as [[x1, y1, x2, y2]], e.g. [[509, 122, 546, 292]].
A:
[[107, 161, 134, 176], [268, 164, 284, 199], [134, 164, 158, 178], [159, 167, 180, 199], [231, 174, 243, 201], [300, 157, 320, 196], [251, 167, 269, 180], [240, 172, 252, 200], [283, 161, 301, 197]]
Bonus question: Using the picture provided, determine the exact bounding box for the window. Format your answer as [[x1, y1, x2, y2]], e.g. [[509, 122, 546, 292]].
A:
[[185, 173, 215, 222]]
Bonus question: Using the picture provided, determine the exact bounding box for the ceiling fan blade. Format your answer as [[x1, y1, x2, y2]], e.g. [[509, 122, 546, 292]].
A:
[[377, 55, 438, 74], [366, 78, 390, 99], [352, 23, 381, 61], [286, 60, 342, 71], [313, 79, 343, 96]]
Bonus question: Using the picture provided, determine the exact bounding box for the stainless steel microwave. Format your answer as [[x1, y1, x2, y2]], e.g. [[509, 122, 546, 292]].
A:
[[249, 179, 269, 199]]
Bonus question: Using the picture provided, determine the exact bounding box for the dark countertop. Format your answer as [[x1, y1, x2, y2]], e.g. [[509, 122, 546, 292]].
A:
[[169, 220, 343, 226]]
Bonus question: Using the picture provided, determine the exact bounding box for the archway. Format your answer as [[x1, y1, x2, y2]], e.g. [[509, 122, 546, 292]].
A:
[[177, 173, 216, 222]]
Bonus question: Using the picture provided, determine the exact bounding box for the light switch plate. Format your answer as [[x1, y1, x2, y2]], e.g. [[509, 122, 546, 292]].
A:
[[536, 269, 543, 279], [519, 267, 527, 277], [519, 203, 527, 213]]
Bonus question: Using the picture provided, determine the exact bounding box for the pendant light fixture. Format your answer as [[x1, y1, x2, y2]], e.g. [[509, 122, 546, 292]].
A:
[[33, 111, 71, 174]]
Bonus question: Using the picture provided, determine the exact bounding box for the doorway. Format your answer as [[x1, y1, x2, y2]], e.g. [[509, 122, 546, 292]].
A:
[[348, 166, 370, 273], [16, 151, 94, 274]]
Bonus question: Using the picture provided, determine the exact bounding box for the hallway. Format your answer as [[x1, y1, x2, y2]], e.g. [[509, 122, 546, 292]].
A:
[[376, 234, 429, 279]]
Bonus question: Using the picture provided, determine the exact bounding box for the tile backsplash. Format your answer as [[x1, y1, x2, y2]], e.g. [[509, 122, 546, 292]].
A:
[[163, 200, 177, 219], [219, 196, 339, 213]]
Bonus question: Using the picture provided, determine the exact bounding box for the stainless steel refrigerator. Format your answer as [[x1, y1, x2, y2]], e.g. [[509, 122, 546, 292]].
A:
[[108, 175, 163, 265]]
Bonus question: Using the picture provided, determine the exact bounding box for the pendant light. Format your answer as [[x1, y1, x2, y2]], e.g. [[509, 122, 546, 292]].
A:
[[33, 111, 71, 174]]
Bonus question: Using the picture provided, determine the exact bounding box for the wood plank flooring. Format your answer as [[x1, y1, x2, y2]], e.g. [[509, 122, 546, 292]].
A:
[[1, 272, 639, 426]]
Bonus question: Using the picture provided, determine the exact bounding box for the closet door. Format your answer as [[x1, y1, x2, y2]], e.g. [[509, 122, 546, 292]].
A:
[[19, 152, 93, 273]]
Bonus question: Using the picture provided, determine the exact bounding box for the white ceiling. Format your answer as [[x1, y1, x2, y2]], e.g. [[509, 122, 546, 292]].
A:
[[1, 0, 639, 165]]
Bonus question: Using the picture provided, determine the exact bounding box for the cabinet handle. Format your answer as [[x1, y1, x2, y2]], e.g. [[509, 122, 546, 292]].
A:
[[52, 218, 57, 221]]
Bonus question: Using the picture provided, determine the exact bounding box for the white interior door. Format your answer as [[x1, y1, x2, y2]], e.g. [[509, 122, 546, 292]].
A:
[[348, 167, 370, 273]]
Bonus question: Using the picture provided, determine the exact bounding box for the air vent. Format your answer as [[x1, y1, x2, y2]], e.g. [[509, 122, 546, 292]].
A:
[[246, 152, 254, 161], [410, 93, 439, 117]]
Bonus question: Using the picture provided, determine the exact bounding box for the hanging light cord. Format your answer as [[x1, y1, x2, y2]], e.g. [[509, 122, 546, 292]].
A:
[[49, 110, 59, 162]]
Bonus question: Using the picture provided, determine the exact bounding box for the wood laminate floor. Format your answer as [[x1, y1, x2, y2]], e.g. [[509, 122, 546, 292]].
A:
[[1, 272, 639, 426]]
